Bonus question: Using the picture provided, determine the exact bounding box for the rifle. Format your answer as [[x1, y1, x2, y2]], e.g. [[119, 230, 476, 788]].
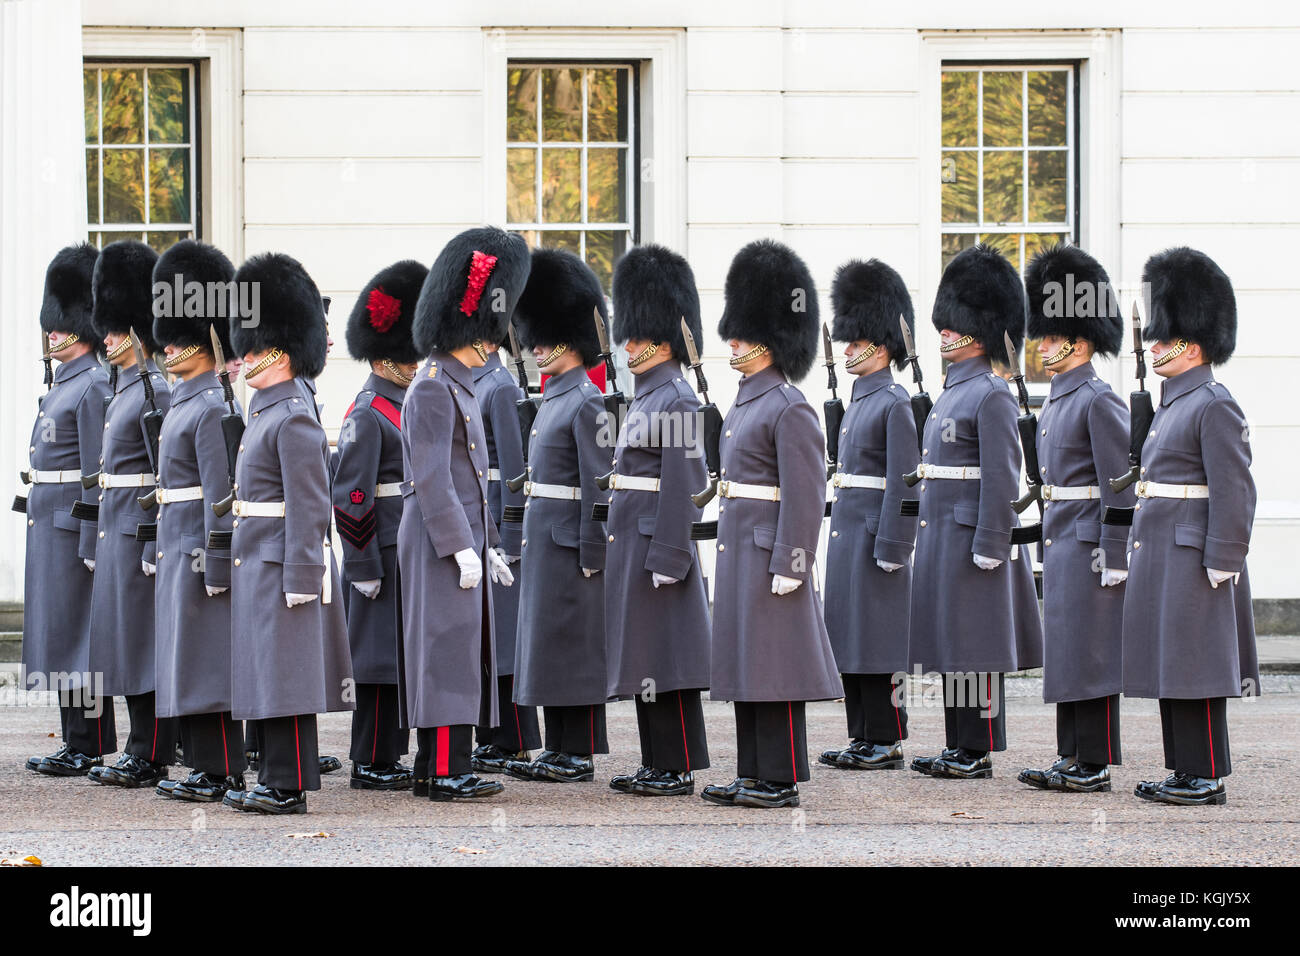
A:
[[1103, 302, 1154, 526], [41, 332, 54, 394], [592, 306, 625, 493], [132, 333, 166, 513], [1004, 331, 1044, 547], [899, 315, 932, 493], [821, 324, 844, 481], [209, 325, 245, 526], [504, 320, 541, 497], [682, 319, 723, 539]]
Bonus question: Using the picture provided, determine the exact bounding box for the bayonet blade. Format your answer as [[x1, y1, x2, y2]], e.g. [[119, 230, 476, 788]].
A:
[[209, 324, 227, 371], [1003, 330, 1019, 371], [130, 331, 149, 373], [41, 331, 51, 359], [822, 323, 835, 368], [899, 314, 917, 361], [507, 321, 523, 359], [593, 305, 611, 357], [1131, 300, 1144, 352], [680, 317, 701, 369]]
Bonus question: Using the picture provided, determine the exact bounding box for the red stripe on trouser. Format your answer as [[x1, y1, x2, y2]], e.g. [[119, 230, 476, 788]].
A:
[[371, 693, 379, 764], [151, 717, 160, 761], [788, 702, 797, 782], [1206, 699, 1216, 777], [514, 703, 523, 752], [676, 692, 691, 772], [894, 692, 903, 742], [219, 715, 230, 776], [1106, 698, 1113, 764], [436, 726, 450, 777], [986, 675, 994, 752], [293, 716, 303, 790]]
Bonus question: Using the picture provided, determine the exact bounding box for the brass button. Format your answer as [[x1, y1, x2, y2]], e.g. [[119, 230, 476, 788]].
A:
[[1041, 429, 1047, 436], [920, 484, 926, 492], [1135, 502, 1141, 510], [232, 520, 239, 528], [465, 415, 470, 422], [718, 544, 725, 551], [522, 539, 527, 547], [920, 520, 927, 527], [922, 448, 928, 455], [1040, 466, 1046, 474], [239, 444, 244, 452], [478, 470, 483, 477], [234, 558, 241, 566], [841, 428, 847, 434], [720, 468, 726, 475], [99, 531, 105, 538], [531, 430, 537, 437], [831, 531, 839, 537], [1134, 541, 1141, 549], [1044, 539, 1052, 546], [27, 519, 34, 527], [157, 552, 163, 559], [725, 430, 732, 437], [608, 534, 615, 542], [470, 443, 476, 450], [719, 505, 725, 513]]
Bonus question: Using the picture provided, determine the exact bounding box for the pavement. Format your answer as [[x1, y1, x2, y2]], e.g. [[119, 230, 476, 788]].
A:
[[2, 674, 1298, 866]]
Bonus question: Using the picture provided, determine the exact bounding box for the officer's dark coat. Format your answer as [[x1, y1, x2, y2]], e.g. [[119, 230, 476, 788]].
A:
[[153, 371, 237, 717], [514, 364, 609, 707], [21, 351, 111, 690], [907, 356, 1044, 674], [710, 365, 843, 703], [1122, 364, 1259, 700], [604, 360, 712, 699], [1037, 360, 1132, 703], [87, 359, 171, 697], [333, 372, 406, 685], [474, 352, 525, 676], [229, 378, 354, 720], [396, 352, 499, 729], [823, 367, 919, 675]]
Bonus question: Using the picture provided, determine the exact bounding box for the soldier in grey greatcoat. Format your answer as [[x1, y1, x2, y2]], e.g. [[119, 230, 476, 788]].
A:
[[907, 244, 1044, 781], [604, 245, 712, 797], [507, 248, 614, 785], [701, 239, 844, 811], [818, 259, 919, 773], [22, 243, 116, 776], [1125, 247, 1258, 807], [1016, 245, 1132, 795], [221, 253, 355, 815], [149, 241, 246, 803], [332, 260, 427, 791], [83, 240, 177, 790]]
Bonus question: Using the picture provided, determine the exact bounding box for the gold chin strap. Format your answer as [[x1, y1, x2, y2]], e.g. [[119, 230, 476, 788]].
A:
[[536, 343, 568, 369], [244, 348, 284, 380], [47, 333, 80, 353], [939, 334, 975, 353], [382, 358, 413, 386], [106, 336, 133, 361], [845, 342, 879, 369], [1042, 338, 1076, 367], [163, 343, 203, 369], [628, 342, 659, 368], [1152, 338, 1189, 368], [471, 339, 488, 363], [729, 343, 769, 367]]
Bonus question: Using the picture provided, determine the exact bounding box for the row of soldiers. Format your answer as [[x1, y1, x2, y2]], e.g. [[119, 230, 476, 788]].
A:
[[19, 227, 1257, 812]]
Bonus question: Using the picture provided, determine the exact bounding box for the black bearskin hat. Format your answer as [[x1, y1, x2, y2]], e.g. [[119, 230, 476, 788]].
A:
[[40, 243, 99, 346], [91, 239, 161, 352], [830, 258, 914, 370], [1025, 244, 1122, 356], [611, 244, 702, 363], [229, 252, 329, 379], [414, 227, 531, 356], [347, 259, 427, 364], [931, 243, 1026, 358], [717, 239, 819, 381], [150, 240, 237, 357], [1141, 247, 1237, 366], [514, 247, 607, 370]]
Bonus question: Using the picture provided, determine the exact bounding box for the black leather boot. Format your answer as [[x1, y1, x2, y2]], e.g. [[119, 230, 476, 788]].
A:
[[1050, 762, 1111, 793], [609, 766, 652, 793], [734, 780, 800, 808], [234, 784, 307, 814], [428, 773, 504, 801], [629, 769, 694, 796], [87, 754, 169, 788], [911, 748, 960, 776], [529, 752, 594, 782], [700, 777, 760, 806], [350, 762, 415, 791], [31, 745, 103, 777], [837, 741, 904, 770], [1018, 754, 1075, 790], [928, 748, 993, 779], [161, 771, 246, 802]]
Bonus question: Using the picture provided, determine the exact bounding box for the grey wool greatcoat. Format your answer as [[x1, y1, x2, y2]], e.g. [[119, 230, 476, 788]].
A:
[[229, 378, 354, 721], [153, 371, 238, 717], [1037, 360, 1132, 704], [823, 368, 920, 675], [604, 360, 713, 699], [1122, 364, 1259, 701], [474, 352, 525, 676], [87, 359, 172, 697], [396, 352, 499, 729], [21, 351, 111, 691], [514, 364, 610, 707], [332, 373, 406, 685], [709, 365, 843, 703], [907, 356, 1044, 675]]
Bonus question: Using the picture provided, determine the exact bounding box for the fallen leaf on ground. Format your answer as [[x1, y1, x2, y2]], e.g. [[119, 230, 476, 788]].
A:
[[0, 855, 42, 866], [287, 831, 333, 839], [951, 811, 984, 819], [454, 846, 486, 855]]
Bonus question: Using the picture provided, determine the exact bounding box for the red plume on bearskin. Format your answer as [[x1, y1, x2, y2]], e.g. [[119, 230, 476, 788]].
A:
[[459, 251, 498, 316], [367, 287, 402, 332]]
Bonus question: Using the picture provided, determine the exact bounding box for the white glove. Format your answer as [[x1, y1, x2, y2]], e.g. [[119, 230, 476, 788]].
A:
[[582, 568, 601, 578], [771, 574, 802, 596], [353, 579, 381, 600], [973, 553, 1003, 571], [488, 548, 514, 587], [503, 553, 521, 565], [454, 547, 482, 589], [285, 592, 318, 607], [142, 560, 156, 577], [1100, 569, 1128, 588], [651, 572, 679, 589], [876, 560, 904, 573], [205, 585, 228, 597], [83, 558, 95, 572], [1207, 568, 1239, 589]]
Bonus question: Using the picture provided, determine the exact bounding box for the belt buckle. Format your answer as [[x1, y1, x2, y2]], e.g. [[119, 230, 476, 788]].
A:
[[718, 480, 731, 498], [523, 481, 534, 497], [98, 474, 108, 489], [1042, 485, 1054, 501], [1136, 480, 1148, 498]]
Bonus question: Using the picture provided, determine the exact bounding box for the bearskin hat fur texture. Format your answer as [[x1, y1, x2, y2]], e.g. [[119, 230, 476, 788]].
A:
[[347, 259, 428, 364], [716, 239, 819, 382], [229, 252, 328, 379], [514, 247, 608, 370], [1141, 247, 1236, 366], [1024, 244, 1122, 356], [611, 244, 702, 364], [931, 243, 1026, 358], [40, 243, 99, 345], [414, 227, 531, 356], [829, 258, 914, 370], [150, 240, 237, 357], [91, 239, 161, 352]]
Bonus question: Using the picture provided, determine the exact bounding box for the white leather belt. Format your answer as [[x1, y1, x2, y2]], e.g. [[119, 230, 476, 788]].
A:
[[486, 468, 501, 482], [321, 540, 332, 605], [99, 472, 156, 489], [26, 469, 82, 484], [916, 464, 981, 480], [1136, 481, 1209, 500], [232, 499, 287, 517], [609, 474, 660, 492], [374, 482, 403, 498], [831, 472, 886, 490], [156, 485, 203, 504], [718, 480, 780, 502], [524, 481, 582, 500], [1042, 484, 1100, 501]]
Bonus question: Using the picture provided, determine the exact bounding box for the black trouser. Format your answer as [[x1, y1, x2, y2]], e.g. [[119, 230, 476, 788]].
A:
[[941, 672, 1006, 755], [179, 711, 245, 778], [843, 673, 908, 744], [633, 688, 710, 773], [124, 692, 178, 764], [60, 689, 116, 757], [255, 714, 321, 792], [1159, 697, 1231, 779], [542, 704, 609, 756], [475, 675, 542, 753], [350, 683, 409, 765], [244, 721, 260, 755], [1056, 694, 1122, 766], [734, 701, 809, 784], [414, 725, 474, 780]]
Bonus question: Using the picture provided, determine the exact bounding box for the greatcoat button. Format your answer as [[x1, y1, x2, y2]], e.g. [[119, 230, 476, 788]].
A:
[[234, 558, 241, 566], [28, 519, 33, 527], [725, 430, 732, 437], [920, 520, 927, 527], [1134, 541, 1141, 548], [718, 544, 725, 551], [99, 531, 105, 538], [608, 534, 615, 542], [1044, 539, 1052, 546], [831, 531, 839, 537]]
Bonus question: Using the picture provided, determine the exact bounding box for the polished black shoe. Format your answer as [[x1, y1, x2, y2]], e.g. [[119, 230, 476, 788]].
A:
[[700, 777, 760, 806], [32, 745, 103, 777], [233, 784, 307, 814], [630, 769, 694, 797], [350, 761, 415, 791], [529, 752, 595, 782], [87, 754, 169, 788], [429, 773, 504, 801], [1134, 772, 1181, 799], [1141, 774, 1227, 806], [319, 755, 342, 774], [928, 748, 993, 779], [505, 749, 557, 781], [412, 778, 429, 798], [819, 745, 847, 768], [1049, 762, 1111, 793], [609, 766, 653, 793], [472, 745, 528, 775], [156, 778, 180, 797], [25, 753, 45, 772], [838, 741, 904, 770], [244, 750, 260, 771], [735, 780, 800, 809], [1018, 754, 1076, 790], [910, 748, 960, 776], [221, 787, 247, 809], [162, 771, 246, 802]]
